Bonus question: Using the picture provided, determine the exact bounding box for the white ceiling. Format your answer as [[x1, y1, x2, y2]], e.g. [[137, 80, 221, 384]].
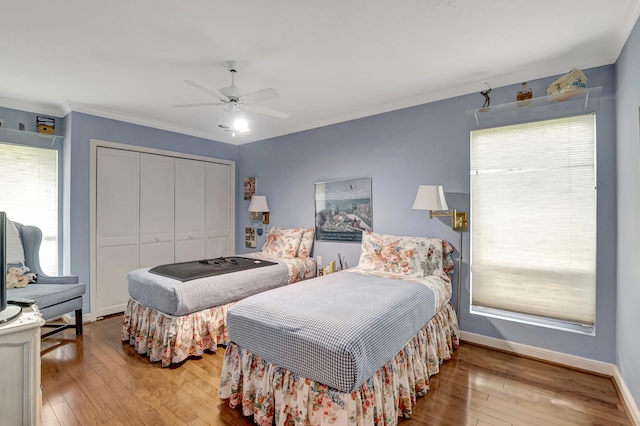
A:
[[1, 1, 639, 145]]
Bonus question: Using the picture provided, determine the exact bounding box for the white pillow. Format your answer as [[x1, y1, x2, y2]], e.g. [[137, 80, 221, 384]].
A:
[[6, 219, 25, 265]]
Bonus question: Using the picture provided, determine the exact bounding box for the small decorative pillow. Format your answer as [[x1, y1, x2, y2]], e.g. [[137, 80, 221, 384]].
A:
[[6, 219, 25, 265], [357, 231, 428, 278], [261, 227, 305, 259], [297, 228, 315, 258], [425, 239, 455, 277]]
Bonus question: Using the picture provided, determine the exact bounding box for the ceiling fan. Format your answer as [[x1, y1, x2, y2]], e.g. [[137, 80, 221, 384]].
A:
[[175, 60, 289, 135]]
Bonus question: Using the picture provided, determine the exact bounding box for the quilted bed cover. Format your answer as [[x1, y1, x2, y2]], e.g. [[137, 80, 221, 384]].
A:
[[127, 253, 315, 316], [227, 269, 447, 393], [122, 253, 317, 366]]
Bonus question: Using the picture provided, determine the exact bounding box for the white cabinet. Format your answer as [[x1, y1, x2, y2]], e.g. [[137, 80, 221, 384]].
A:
[[175, 158, 206, 262], [0, 307, 45, 426], [140, 153, 175, 268], [93, 144, 234, 319]]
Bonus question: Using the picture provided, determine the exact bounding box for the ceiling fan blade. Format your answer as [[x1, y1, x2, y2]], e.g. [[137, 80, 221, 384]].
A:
[[246, 104, 289, 118], [242, 88, 279, 104], [184, 80, 229, 102], [172, 102, 225, 108]]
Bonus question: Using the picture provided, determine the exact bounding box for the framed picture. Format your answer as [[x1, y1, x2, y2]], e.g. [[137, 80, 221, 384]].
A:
[[245, 227, 256, 248], [244, 177, 256, 200], [314, 177, 372, 242]]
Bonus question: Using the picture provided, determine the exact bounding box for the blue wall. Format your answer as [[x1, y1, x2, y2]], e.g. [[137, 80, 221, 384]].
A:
[[236, 65, 618, 364], [615, 15, 640, 412], [0, 63, 623, 372]]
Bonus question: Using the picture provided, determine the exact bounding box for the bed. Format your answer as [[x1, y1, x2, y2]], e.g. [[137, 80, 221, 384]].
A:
[[121, 227, 317, 367], [218, 231, 459, 426]]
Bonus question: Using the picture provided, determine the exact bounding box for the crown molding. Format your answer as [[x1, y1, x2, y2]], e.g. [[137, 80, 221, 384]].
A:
[[0, 97, 67, 118], [64, 100, 241, 145]]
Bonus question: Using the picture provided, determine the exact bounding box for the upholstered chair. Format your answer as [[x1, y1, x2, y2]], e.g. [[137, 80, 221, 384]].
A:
[[6, 222, 85, 338]]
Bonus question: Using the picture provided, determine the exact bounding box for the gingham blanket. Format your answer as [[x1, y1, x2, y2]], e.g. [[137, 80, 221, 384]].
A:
[[128, 253, 289, 316], [227, 270, 437, 393]]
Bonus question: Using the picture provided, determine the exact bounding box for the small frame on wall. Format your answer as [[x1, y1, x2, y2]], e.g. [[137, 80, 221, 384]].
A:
[[314, 177, 372, 242], [244, 177, 256, 200], [245, 227, 256, 248]]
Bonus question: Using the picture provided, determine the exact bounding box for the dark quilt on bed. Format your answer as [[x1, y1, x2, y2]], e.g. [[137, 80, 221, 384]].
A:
[[149, 256, 277, 282]]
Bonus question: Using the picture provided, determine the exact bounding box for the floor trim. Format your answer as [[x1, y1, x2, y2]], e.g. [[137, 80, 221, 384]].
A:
[[614, 365, 640, 426], [460, 331, 639, 426]]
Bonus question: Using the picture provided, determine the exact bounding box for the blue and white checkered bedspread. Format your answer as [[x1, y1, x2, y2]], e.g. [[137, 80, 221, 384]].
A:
[[227, 270, 438, 393], [128, 253, 290, 316]]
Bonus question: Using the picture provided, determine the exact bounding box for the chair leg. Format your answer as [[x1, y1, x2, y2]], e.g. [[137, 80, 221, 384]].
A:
[[75, 309, 83, 335]]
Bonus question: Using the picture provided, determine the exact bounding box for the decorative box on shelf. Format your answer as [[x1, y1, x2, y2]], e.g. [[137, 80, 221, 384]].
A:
[[36, 116, 55, 134], [465, 86, 602, 129]]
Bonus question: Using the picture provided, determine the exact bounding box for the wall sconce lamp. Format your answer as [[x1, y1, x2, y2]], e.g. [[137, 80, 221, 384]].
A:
[[412, 185, 467, 231], [248, 195, 270, 235]]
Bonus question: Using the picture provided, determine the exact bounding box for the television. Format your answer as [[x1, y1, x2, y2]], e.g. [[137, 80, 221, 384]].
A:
[[0, 211, 22, 324]]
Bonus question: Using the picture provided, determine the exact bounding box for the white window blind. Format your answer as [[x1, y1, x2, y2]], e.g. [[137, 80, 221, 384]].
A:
[[470, 114, 596, 328], [0, 142, 58, 275]]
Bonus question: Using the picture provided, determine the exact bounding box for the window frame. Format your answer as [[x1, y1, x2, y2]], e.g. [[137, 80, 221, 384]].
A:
[[0, 130, 63, 275], [469, 113, 597, 335]]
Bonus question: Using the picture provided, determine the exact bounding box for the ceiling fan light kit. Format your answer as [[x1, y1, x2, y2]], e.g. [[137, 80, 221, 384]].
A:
[[177, 60, 289, 136], [218, 102, 251, 136]]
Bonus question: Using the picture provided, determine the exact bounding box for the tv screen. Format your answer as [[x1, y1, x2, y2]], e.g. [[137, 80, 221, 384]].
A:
[[0, 212, 22, 324]]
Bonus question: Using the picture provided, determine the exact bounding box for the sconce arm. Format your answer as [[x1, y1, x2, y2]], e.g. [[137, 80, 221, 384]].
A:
[[429, 209, 468, 231]]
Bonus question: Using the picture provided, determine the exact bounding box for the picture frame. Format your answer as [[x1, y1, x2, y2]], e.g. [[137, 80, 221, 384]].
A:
[[314, 177, 372, 242], [244, 177, 256, 200], [245, 227, 257, 248]]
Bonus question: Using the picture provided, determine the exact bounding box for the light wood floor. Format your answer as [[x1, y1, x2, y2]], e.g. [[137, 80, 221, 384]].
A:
[[40, 314, 633, 426]]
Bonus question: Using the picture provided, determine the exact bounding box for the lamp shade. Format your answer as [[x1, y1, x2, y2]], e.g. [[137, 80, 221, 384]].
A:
[[248, 195, 269, 212], [412, 185, 449, 211]]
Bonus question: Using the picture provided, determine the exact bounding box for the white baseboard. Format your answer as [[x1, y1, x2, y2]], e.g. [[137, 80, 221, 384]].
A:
[[460, 331, 614, 374], [460, 331, 639, 426], [614, 366, 640, 426]]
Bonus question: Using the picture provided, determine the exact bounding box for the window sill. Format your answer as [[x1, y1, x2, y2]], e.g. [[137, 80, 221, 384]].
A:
[[470, 305, 595, 336]]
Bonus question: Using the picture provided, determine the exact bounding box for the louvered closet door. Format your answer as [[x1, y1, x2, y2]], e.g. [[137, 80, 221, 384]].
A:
[[175, 158, 205, 262], [139, 153, 175, 268], [96, 148, 140, 317], [206, 162, 232, 257]]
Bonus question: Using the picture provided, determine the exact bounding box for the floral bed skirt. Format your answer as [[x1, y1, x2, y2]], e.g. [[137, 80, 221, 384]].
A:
[[219, 302, 459, 426], [121, 298, 234, 367]]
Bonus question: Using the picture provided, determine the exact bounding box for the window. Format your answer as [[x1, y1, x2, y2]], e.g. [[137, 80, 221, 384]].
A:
[[0, 141, 58, 275], [470, 114, 596, 333]]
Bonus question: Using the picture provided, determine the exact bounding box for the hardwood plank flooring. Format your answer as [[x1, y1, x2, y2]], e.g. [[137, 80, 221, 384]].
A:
[[39, 314, 632, 425]]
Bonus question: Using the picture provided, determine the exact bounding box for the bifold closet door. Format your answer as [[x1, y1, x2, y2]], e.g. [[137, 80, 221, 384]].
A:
[[139, 153, 175, 268], [96, 147, 140, 317], [206, 162, 232, 257], [175, 158, 206, 262]]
